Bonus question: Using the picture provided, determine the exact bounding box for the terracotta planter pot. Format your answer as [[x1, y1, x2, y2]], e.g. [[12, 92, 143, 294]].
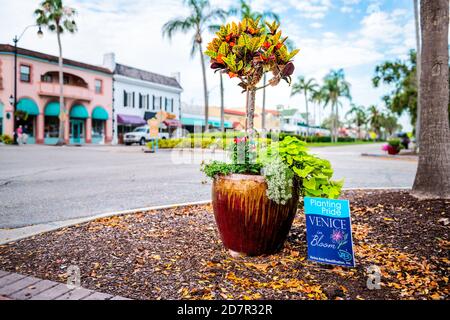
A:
[[212, 174, 299, 256], [387, 145, 400, 155]]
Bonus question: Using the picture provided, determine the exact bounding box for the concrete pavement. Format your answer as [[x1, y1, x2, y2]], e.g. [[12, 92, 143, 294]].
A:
[[0, 143, 417, 231]]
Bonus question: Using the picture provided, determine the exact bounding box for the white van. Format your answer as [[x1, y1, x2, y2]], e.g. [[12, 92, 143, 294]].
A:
[[124, 126, 168, 145]]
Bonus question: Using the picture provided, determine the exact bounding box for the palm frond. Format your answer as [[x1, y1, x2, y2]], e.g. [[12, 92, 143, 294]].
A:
[[162, 17, 196, 39]]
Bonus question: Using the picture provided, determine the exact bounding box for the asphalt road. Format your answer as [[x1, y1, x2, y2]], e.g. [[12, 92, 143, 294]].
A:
[[0, 143, 417, 228]]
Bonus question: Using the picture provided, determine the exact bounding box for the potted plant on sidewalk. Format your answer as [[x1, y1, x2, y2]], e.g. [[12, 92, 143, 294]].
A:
[[203, 18, 343, 256], [384, 138, 403, 155]]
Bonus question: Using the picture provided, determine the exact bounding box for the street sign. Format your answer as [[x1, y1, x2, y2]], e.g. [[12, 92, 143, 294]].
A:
[[304, 197, 355, 267]]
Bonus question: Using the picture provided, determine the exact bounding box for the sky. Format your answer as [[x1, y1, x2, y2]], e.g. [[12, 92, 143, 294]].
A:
[[0, 0, 418, 131]]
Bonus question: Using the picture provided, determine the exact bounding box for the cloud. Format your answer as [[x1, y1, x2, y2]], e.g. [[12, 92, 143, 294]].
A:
[[310, 22, 323, 29], [341, 6, 353, 13], [289, 0, 332, 20]]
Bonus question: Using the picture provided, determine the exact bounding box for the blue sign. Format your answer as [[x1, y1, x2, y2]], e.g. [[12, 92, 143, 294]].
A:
[[304, 197, 355, 267]]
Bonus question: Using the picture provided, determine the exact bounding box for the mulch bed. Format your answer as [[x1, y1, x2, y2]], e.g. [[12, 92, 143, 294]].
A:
[[0, 190, 448, 300]]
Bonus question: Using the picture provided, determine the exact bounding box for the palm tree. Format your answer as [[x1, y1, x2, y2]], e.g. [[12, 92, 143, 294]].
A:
[[346, 104, 367, 140], [368, 105, 383, 140], [311, 88, 325, 127], [162, 0, 227, 132], [321, 69, 351, 142], [380, 112, 401, 137], [35, 0, 77, 145], [291, 76, 318, 136], [230, 0, 280, 131], [412, 0, 450, 199]]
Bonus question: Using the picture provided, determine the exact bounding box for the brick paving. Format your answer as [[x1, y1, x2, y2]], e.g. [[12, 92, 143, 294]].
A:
[[0, 270, 131, 300]]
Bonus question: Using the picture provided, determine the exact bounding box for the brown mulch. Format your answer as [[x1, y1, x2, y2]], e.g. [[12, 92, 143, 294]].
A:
[[0, 190, 448, 300]]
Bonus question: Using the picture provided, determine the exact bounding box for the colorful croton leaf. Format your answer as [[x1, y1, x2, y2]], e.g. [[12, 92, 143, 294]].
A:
[[205, 17, 299, 92]]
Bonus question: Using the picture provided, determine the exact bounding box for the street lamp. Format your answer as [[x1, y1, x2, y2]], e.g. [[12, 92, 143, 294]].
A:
[[12, 24, 43, 129]]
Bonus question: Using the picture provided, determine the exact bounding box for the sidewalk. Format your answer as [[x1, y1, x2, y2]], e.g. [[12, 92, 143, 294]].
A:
[[0, 270, 131, 300]]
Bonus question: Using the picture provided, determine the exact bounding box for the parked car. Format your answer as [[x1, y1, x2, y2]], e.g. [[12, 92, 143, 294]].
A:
[[124, 126, 168, 145]]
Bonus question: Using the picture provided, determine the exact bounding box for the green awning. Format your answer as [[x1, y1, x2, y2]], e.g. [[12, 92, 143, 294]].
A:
[[181, 117, 232, 128], [16, 98, 39, 116], [44, 102, 60, 117], [70, 104, 88, 119], [0, 103, 3, 118], [181, 117, 205, 126], [92, 106, 109, 120]]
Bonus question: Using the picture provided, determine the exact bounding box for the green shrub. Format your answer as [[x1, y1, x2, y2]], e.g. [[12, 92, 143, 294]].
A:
[[387, 138, 403, 149], [202, 136, 343, 204], [0, 135, 13, 145]]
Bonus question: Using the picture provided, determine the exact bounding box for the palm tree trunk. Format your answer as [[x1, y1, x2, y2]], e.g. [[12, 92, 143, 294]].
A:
[[412, 0, 450, 199], [414, 0, 421, 149], [220, 73, 224, 133], [331, 104, 335, 143], [304, 90, 309, 136], [56, 29, 65, 145], [262, 74, 266, 131], [198, 41, 209, 132], [335, 104, 339, 143]]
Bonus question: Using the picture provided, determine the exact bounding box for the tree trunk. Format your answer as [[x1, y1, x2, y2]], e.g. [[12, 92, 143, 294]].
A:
[[246, 89, 256, 133], [56, 29, 66, 146], [414, 0, 422, 149], [198, 41, 209, 132], [220, 73, 224, 133], [262, 74, 266, 131], [304, 90, 309, 136], [412, 0, 450, 199], [335, 104, 339, 143]]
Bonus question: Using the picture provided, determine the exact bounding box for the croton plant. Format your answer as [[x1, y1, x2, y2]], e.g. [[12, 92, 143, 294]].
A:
[[205, 18, 299, 130], [202, 18, 343, 203]]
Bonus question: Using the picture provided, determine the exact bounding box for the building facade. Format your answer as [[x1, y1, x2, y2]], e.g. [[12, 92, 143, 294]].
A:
[[181, 104, 280, 133], [0, 44, 113, 144], [280, 107, 330, 136], [102, 53, 183, 144]]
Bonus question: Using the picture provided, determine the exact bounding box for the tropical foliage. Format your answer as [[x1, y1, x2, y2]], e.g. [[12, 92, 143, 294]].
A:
[[321, 69, 352, 142], [203, 136, 343, 204], [162, 0, 227, 131], [205, 18, 298, 92]]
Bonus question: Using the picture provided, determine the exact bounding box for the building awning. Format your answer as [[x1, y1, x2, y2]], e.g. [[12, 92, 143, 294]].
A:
[[70, 104, 89, 119], [163, 119, 182, 127], [92, 106, 109, 120], [181, 117, 205, 126], [209, 119, 233, 128], [117, 114, 146, 125], [181, 117, 232, 128], [17, 98, 39, 116], [44, 102, 60, 117], [0, 103, 3, 118]]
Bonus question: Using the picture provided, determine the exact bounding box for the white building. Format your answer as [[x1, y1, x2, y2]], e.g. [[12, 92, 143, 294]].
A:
[[103, 53, 183, 144], [280, 108, 330, 136]]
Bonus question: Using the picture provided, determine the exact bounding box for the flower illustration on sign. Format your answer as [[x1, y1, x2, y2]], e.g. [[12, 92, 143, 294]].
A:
[[331, 229, 348, 250]]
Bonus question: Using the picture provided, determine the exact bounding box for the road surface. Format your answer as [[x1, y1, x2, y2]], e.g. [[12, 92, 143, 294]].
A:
[[0, 143, 417, 228]]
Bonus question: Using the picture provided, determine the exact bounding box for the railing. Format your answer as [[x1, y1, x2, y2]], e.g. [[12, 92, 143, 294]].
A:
[[38, 82, 93, 101]]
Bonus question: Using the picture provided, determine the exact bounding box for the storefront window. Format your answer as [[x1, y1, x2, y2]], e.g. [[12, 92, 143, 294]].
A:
[[92, 119, 105, 139], [44, 117, 59, 138]]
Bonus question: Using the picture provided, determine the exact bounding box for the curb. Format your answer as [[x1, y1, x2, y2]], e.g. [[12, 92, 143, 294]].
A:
[[0, 188, 412, 245]]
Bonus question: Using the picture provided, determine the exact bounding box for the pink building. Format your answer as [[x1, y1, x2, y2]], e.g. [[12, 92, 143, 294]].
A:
[[0, 44, 113, 144]]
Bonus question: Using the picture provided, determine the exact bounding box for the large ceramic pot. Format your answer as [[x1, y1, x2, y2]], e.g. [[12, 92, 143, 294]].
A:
[[212, 174, 299, 256], [387, 145, 400, 155]]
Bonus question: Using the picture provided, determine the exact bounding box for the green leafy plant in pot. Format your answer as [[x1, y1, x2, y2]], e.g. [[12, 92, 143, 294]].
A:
[[386, 138, 403, 155], [203, 17, 343, 256]]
